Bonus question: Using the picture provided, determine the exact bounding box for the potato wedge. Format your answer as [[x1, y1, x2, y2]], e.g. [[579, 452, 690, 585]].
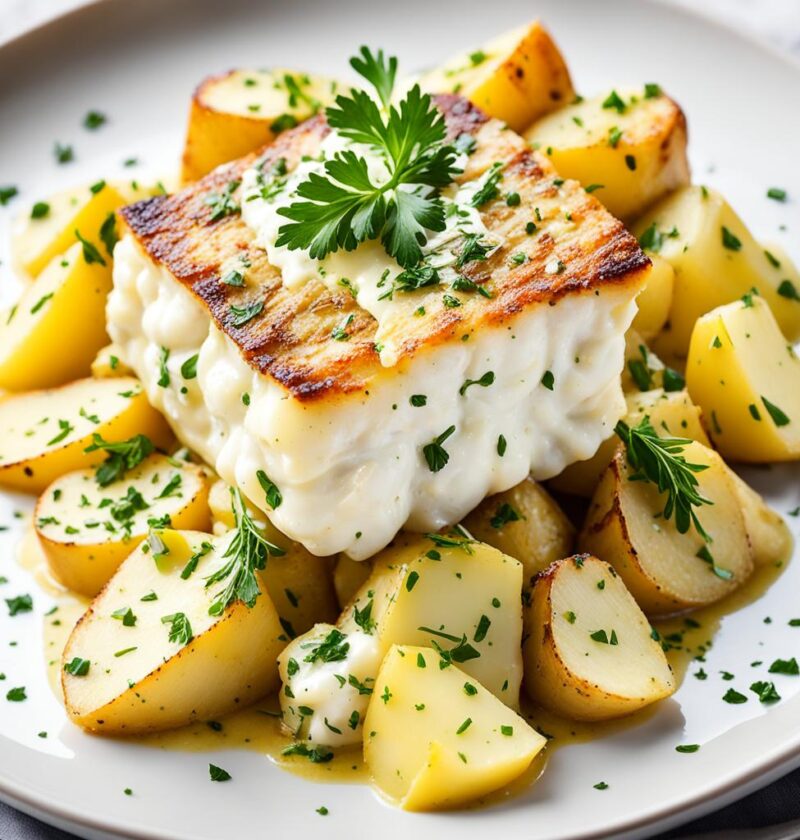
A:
[[0, 243, 112, 391], [340, 534, 523, 705], [579, 442, 754, 616], [36, 455, 211, 597], [523, 554, 674, 720], [0, 377, 173, 493], [208, 478, 337, 635], [419, 21, 574, 131], [181, 69, 339, 182], [364, 645, 546, 811], [278, 622, 383, 748], [333, 555, 372, 610], [632, 254, 675, 341], [461, 477, 574, 588], [525, 86, 689, 220], [549, 387, 709, 498], [62, 529, 285, 733], [727, 470, 793, 567], [634, 187, 800, 359], [12, 182, 125, 277], [686, 295, 800, 462], [90, 344, 134, 379]]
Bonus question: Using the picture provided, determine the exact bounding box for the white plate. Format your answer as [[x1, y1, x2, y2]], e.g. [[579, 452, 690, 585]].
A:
[[1, 1, 799, 838]]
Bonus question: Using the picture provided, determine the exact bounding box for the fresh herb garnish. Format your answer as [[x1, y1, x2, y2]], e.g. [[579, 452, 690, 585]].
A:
[[84, 433, 154, 487], [256, 469, 282, 509], [615, 416, 713, 540], [161, 612, 193, 645], [204, 488, 285, 616], [275, 47, 460, 268], [423, 425, 455, 472]]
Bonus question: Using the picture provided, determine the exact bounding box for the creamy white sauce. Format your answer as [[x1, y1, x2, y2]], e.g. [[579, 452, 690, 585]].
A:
[[278, 625, 381, 748], [108, 235, 635, 560], [240, 133, 498, 366]]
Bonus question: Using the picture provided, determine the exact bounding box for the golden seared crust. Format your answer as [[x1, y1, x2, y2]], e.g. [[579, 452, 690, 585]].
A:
[[121, 95, 649, 402]]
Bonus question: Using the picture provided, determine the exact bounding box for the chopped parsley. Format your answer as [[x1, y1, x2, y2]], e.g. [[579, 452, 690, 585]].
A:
[[423, 425, 455, 472]]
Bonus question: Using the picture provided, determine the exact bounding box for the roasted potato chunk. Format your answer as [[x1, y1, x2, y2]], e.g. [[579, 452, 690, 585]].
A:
[[420, 21, 574, 131], [36, 455, 211, 597], [461, 477, 574, 587], [525, 86, 689, 220], [181, 69, 339, 182], [727, 470, 793, 568], [0, 243, 113, 391], [524, 554, 675, 719], [635, 186, 800, 360], [12, 182, 125, 277], [90, 344, 134, 379], [579, 442, 754, 616], [63, 529, 285, 734], [340, 534, 524, 705], [0, 378, 173, 494], [687, 295, 800, 462], [364, 645, 546, 811], [632, 254, 675, 341]]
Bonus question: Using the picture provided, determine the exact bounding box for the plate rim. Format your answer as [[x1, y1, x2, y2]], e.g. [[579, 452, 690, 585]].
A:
[[1, 1, 799, 838]]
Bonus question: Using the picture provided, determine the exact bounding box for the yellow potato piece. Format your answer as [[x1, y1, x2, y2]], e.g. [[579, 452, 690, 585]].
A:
[[634, 186, 800, 360], [526, 86, 689, 221], [12, 182, 125, 277], [333, 555, 372, 610], [549, 387, 709, 498], [727, 470, 793, 568], [632, 254, 675, 341], [0, 377, 173, 493], [524, 555, 675, 720], [208, 478, 337, 635], [340, 534, 523, 705], [63, 529, 285, 734], [181, 69, 340, 182], [36, 454, 211, 597], [461, 477, 574, 588], [579, 441, 754, 616], [687, 296, 800, 462], [0, 243, 112, 391], [90, 344, 134, 379], [364, 645, 545, 810], [420, 21, 574, 132]]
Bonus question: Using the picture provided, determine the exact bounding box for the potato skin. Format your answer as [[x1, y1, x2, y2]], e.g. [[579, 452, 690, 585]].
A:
[[65, 599, 281, 734], [181, 72, 278, 183], [579, 445, 754, 616], [421, 21, 574, 132], [526, 89, 689, 221], [62, 530, 286, 734], [461, 477, 574, 588], [523, 554, 674, 720]]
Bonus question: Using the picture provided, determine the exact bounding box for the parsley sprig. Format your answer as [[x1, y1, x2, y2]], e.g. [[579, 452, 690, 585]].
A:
[[205, 488, 285, 616], [276, 47, 460, 268], [84, 433, 154, 487], [615, 416, 713, 541]]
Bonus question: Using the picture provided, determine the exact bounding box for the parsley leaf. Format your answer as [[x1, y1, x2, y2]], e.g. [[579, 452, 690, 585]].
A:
[[276, 49, 459, 268], [84, 433, 155, 487], [204, 488, 285, 616], [615, 415, 713, 540]]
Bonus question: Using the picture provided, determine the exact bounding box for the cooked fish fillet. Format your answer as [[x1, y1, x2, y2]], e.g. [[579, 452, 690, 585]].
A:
[[107, 94, 648, 559]]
